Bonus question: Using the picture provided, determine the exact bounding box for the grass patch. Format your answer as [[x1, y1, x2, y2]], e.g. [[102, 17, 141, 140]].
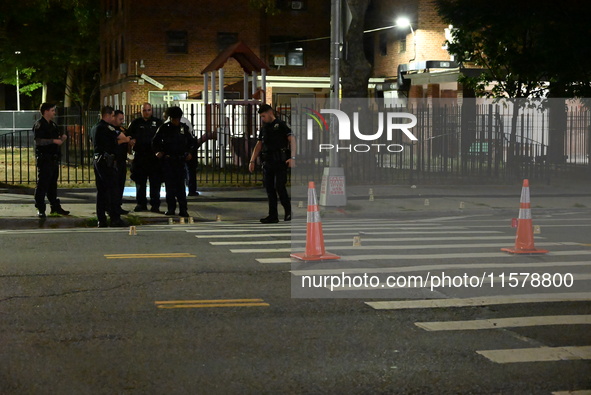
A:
[[573, 203, 586, 208]]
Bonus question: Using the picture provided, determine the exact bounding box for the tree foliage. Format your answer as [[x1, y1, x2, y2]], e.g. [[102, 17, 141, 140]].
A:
[[436, 0, 591, 98], [0, 0, 100, 108]]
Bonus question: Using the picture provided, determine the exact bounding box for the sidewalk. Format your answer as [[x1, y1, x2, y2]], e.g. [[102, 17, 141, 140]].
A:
[[1, 180, 590, 229]]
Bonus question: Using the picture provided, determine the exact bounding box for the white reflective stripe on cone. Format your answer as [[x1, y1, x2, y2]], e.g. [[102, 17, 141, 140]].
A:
[[518, 208, 532, 220], [307, 211, 321, 223], [520, 187, 530, 203]]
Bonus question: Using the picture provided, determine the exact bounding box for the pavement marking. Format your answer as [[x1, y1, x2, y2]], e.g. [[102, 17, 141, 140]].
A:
[[210, 235, 519, 246], [553, 391, 591, 395], [265, 249, 591, 264], [233, 241, 571, 254], [154, 298, 269, 309], [105, 253, 196, 259], [365, 292, 591, 310], [186, 225, 469, 233], [195, 230, 504, 239], [476, 346, 591, 363], [415, 315, 591, 331]]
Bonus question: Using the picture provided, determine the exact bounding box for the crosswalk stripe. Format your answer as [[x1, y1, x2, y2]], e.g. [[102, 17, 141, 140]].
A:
[[210, 235, 519, 246], [263, 250, 591, 264], [415, 315, 591, 331], [552, 390, 591, 395], [196, 230, 504, 239], [476, 346, 591, 363], [186, 225, 469, 233], [365, 292, 591, 310], [290, 259, 591, 275], [232, 241, 572, 254]]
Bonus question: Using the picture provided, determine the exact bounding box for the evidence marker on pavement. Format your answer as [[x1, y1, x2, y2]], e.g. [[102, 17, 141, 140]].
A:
[[154, 299, 269, 309]]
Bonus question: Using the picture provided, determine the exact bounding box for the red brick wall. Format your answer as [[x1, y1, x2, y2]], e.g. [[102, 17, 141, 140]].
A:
[[371, 0, 450, 79], [100, 0, 331, 105]]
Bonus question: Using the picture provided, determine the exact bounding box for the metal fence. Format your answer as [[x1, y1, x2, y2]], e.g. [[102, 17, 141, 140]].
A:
[[0, 100, 589, 186]]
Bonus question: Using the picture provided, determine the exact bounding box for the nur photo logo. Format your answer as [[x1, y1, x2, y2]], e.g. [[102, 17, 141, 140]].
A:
[[304, 108, 419, 153]]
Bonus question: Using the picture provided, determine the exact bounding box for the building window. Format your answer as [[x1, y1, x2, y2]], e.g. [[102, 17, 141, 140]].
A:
[[148, 91, 189, 106], [166, 31, 188, 54], [379, 33, 388, 56], [217, 32, 239, 52], [270, 36, 305, 67], [399, 37, 407, 53]]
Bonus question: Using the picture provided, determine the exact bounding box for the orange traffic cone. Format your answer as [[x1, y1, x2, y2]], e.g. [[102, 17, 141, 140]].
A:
[[290, 182, 340, 261], [501, 179, 548, 254]]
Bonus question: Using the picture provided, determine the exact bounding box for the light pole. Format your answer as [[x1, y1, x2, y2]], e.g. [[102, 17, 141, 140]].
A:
[[15, 51, 21, 111], [396, 17, 416, 62]]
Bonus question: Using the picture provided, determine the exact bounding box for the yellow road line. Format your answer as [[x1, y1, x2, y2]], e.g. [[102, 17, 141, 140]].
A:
[[154, 298, 269, 309], [155, 299, 265, 304], [157, 303, 270, 309], [105, 253, 195, 259]]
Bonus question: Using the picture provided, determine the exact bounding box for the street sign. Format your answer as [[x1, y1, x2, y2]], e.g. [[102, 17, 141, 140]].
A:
[[140, 73, 164, 89]]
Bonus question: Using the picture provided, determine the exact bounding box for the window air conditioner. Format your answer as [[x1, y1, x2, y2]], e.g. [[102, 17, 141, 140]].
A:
[[274, 56, 287, 66]]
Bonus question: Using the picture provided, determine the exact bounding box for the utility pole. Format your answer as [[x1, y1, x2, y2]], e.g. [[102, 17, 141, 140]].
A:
[[15, 51, 21, 111], [320, 0, 347, 207], [329, 0, 342, 167]]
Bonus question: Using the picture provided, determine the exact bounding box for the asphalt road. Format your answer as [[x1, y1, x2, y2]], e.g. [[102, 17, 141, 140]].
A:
[[0, 210, 590, 394]]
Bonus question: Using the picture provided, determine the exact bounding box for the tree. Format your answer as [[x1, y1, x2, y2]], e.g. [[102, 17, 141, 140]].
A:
[[436, 0, 591, 169], [0, 0, 100, 109], [340, 0, 372, 98]]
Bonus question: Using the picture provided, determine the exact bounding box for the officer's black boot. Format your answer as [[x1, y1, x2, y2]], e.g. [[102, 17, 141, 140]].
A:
[[178, 205, 189, 218], [50, 199, 70, 216], [36, 203, 47, 218]]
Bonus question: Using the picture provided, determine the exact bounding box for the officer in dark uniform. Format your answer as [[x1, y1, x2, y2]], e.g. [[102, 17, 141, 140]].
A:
[[112, 109, 129, 214], [249, 104, 296, 223], [90, 106, 129, 228], [152, 106, 195, 217], [33, 102, 70, 218], [127, 102, 163, 213]]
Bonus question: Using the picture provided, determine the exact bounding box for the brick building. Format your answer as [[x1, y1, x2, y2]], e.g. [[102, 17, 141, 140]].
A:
[[99, 0, 332, 107], [99, 0, 469, 107], [368, 0, 465, 100]]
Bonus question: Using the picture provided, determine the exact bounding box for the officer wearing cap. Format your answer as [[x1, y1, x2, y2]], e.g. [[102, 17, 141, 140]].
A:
[[33, 103, 70, 218], [127, 102, 163, 213], [153, 106, 195, 217], [91, 106, 130, 227], [249, 104, 296, 223]]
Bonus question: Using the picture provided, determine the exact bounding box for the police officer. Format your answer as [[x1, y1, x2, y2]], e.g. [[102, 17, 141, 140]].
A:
[[127, 103, 163, 213], [33, 103, 70, 218], [112, 109, 129, 214], [249, 104, 296, 223], [91, 106, 129, 228], [153, 106, 195, 217]]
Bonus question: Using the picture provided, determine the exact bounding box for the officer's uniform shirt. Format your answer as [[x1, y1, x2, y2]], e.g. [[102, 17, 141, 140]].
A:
[[127, 117, 163, 156], [33, 117, 62, 157], [258, 118, 293, 162], [92, 120, 118, 155], [115, 126, 129, 162], [152, 122, 195, 157]]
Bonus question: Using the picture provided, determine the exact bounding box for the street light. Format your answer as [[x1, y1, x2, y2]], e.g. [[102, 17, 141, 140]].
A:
[[395, 17, 416, 62], [15, 51, 21, 111]]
